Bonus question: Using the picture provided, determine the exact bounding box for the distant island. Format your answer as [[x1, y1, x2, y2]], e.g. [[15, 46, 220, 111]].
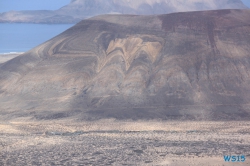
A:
[[0, 0, 247, 24]]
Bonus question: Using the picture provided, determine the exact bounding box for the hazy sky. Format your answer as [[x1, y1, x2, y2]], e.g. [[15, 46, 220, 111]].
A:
[[0, 0, 249, 13], [0, 0, 70, 13], [241, 0, 250, 8]]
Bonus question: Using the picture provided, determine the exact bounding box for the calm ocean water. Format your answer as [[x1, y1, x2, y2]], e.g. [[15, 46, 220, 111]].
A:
[[0, 23, 74, 54]]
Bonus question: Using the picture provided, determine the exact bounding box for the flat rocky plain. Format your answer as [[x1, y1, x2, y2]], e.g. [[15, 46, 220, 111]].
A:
[[1, 120, 249, 166]]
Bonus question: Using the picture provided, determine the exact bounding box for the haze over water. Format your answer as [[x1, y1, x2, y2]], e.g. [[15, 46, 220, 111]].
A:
[[0, 23, 74, 53]]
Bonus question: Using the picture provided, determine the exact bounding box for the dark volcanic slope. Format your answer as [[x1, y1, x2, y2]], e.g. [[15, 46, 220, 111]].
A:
[[1, 9, 250, 121]]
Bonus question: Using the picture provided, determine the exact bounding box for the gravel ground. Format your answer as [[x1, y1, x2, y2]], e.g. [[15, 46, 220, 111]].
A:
[[0, 121, 250, 166]]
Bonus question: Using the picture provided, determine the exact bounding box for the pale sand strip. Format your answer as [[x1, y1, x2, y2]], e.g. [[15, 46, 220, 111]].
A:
[[0, 52, 23, 63], [4, 120, 250, 134]]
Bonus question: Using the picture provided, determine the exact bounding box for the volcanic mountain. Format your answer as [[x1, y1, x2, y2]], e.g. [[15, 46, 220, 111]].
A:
[[0, 0, 247, 24], [1, 9, 250, 121]]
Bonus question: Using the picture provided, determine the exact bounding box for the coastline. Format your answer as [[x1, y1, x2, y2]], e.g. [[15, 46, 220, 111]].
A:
[[0, 52, 23, 63]]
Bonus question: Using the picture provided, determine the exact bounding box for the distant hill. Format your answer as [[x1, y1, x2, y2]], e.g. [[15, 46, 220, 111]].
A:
[[0, 0, 247, 24], [1, 9, 250, 121]]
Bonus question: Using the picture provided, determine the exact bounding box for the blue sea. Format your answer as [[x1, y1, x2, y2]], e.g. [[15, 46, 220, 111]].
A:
[[0, 23, 74, 54]]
